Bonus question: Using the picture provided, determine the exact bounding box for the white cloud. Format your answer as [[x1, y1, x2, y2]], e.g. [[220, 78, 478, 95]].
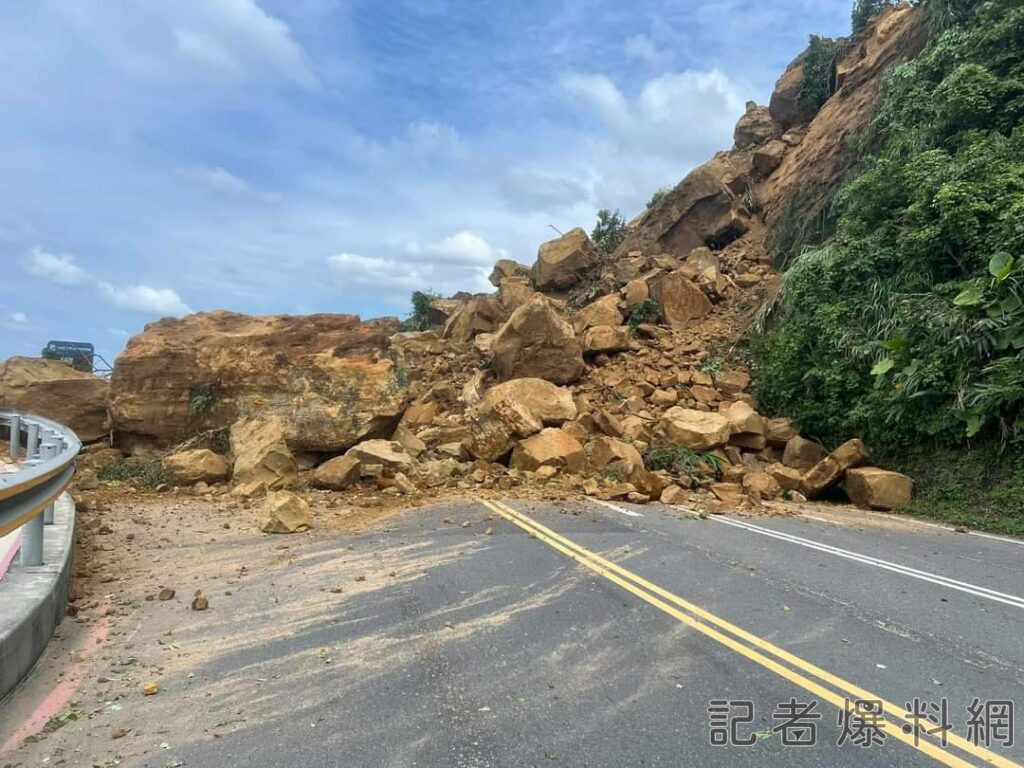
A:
[[106, 327, 129, 337], [96, 282, 192, 316], [326, 252, 425, 291], [405, 230, 508, 265], [179, 165, 251, 194], [560, 73, 628, 127], [1, 311, 29, 330], [22, 247, 90, 285], [176, 0, 318, 90]]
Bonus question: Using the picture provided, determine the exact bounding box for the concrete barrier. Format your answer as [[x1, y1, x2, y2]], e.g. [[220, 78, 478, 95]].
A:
[[0, 493, 75, 702]]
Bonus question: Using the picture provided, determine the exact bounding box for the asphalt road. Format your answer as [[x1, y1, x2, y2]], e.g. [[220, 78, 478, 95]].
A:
[[3, 497, 1024, 767]]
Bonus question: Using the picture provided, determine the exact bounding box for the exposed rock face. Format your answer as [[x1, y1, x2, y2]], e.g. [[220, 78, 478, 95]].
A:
[[615, 157, 750, 256], [734, 101, 781, 149], [510, 428, 585, 473], [162, 449, 231, 485], [534, 228, 600, 292], [109, 312, 408, 453], [660, 408, 732, 451], [491, 296, 585, 384], [442, 298, 507, 342], [650, 272, 713, 328], [0, 356, 109, 442], [761, 5, 928, 229], [844, 467, 912, 509], [499, 278, 535, 311], [312, 455, 361, 490], [753, 140, 787, 175], [230, 415, 298, 491], [479, 378, 577, 425], [260, 491, 311, 534]]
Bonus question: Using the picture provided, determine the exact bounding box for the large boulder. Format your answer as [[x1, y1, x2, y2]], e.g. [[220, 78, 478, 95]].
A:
[[844, 467, 912, 509], [588, 436, 663, 498], [479, 378, 577, 425], [782, 436, 825, 470], [572, 295, 623, 334], [260, 491, 311, 534], [534, 228, 600, 292], [109, 311, 408, 453], [312, 455, 361, 490], [650, 272, 712, 328], [510, 428, 585, 473], [230, 415, 298, 491], [768, 58, 812, 130], [489, 259, 531, 287], [491, 296, 585, 385], [498, 278, 535, 311], [162, 449, 231, 485], [0, 356, 109, 442], [614, 158, 750, 256], [801, 438, 869, 497], [344, 440, 412, 473], [582, 326, 632, 355], [659, 408, 732, 451], [442, 298, 507, 342], [734, 101, 781, 149]]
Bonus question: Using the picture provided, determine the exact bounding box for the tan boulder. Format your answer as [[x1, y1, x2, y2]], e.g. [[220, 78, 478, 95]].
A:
[[489, 259, 530, 287], [510, 428, 584, 473], [109, 311, 407, 453], [230, 415, 298, 491], [800, 439, 869, 497], [392, 425, 426, 458], [479, 378, 577, 425], [464, 411, 517, 463], [534, 227, 600, 292], [163, 449, 231, 485], [313, 455, 361, 490], [260, 491, 311, 534], [711, 482, 745, 507], [782, 436, 825, 470], [592, 409, 625, 438], [572, 295, 623, 334], [766, 462, 804, 492], [499, 277, 535, 311], [624, 279, 649, 305], [765, 418, 797, 446], [743, 471, 780, 500], [769, 57, 812, 129], [588, 436, 662, 497], [583, 325, 632, 355], [714, 369, 750, 396], [660, 407, 732, 451], [401, 400, 438, 428], [722, 401, 764, 436], [650, 388, 679, 407], [660, 485, 688, 505], [844, 467, 912, 509], [491, 295, 585, 385], [0, 356, 109, 442], [753, 140, 787, 175], [650, 271, 712, 328], [442, 297, 507, 342], [345, 440, 413, 473], [734, 101, 782, 149]]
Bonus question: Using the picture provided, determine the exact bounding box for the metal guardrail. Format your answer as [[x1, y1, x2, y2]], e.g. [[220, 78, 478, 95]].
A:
[[0, 410, 80, 566]]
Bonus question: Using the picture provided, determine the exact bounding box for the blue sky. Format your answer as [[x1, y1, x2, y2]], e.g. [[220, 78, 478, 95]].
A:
[[0, 0, 851, 365]]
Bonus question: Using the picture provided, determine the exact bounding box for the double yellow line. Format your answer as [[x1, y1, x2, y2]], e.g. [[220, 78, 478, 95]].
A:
[[481, 499, 1019, 768]]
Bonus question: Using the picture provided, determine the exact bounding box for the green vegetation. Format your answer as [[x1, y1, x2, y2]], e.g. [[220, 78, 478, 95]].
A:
[[852, 0, 899, 33], [699, 358, 724, 376], [627, 298, 663, 331], [798, 35, 841, 113], [398, 290, 441, 332], [591, 208, 628, 253], [647, 187, 671, 208], [647, 445, 722, 488], [97, 457, 168, 489], [755, 0, 1024, 530], [188, 381, 221, 417]]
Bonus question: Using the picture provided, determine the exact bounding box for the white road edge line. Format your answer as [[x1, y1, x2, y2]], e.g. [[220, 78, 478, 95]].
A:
[[592, 499, 643, 517], [709, 515, 1024, 610]]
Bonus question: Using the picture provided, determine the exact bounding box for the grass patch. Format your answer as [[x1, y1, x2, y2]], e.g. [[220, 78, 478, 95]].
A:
[[647, 445, 722, 488], [883, 442, 1024, 536], [97, 457, 168, 489]]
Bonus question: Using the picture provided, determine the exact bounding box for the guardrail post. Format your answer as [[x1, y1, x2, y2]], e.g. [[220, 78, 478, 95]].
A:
[[41, 443, 57, 525], [19, 510, 44, 567], [26, 421, 40, 460], [8, 414, 20, 459]]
